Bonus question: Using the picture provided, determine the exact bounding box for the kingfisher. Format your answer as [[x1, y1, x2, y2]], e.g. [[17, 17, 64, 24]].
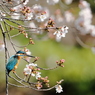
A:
[[6, 50, 35, 75]]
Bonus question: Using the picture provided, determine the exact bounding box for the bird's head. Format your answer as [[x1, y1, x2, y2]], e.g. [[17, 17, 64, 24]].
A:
[[16, 50, 35, 58]]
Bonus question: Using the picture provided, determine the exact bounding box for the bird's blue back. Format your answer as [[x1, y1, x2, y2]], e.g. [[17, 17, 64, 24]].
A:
[[6, 55, 18, 74]]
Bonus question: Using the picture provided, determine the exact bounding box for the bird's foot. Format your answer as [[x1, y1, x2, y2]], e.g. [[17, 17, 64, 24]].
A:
[[12, 70, 16, 74]]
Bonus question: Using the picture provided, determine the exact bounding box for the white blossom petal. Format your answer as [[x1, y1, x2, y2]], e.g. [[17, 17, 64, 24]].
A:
[[55, 85, 63, 93], [31, 73, 35, 77], [35, 14, 47, 22], [64, 0, 73, 5], [47, 0, 59, 5], [23, 0, 29, 5], [35, 72, 41, 79], [24, 68, 31, 75], [29, 63, 37, 67]]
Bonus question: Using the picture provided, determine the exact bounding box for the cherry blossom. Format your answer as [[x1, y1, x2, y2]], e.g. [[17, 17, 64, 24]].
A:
[[24, 63, 37, 76], [75, 0, 93, 35], [55, 85, 63, 93], [32, 4, 43, 12], [47, 0, 59, 5], [23, 0, 29, 5], [64, 11, 75, 23], [53, 26, 69, 42], [35, 14, 47, 22], [11, 13, 20, 19], [35, 72, 41, 79], [24, 67, 31, 75], [64, 0, 73, 5]]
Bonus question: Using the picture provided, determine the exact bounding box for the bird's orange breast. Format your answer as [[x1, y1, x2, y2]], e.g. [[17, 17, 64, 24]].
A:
[[14, 56, 21, 69]]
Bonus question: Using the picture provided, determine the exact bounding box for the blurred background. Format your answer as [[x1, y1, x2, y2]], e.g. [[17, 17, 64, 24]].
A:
[[1, 0, 95, 95]]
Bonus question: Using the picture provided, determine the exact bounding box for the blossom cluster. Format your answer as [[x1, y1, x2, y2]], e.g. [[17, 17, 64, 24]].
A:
[[23, 63, 49, 90], [53, 26, 69, 42], [23, 63, 41, 79], [9, 1, 48, 22], [23, 62, 63, 92], [75, 0, 95, 36], [56, 59, 65, 67]]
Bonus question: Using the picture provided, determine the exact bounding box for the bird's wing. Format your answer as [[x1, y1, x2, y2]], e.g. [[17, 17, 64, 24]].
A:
[[6, 55, 18, 72]]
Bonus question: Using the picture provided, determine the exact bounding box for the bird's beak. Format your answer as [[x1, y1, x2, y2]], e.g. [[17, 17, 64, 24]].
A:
[[26, 54, 35, 58]]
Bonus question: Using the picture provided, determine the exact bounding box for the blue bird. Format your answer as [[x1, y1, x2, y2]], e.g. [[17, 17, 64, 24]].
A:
[[6, 50, 35, 75]]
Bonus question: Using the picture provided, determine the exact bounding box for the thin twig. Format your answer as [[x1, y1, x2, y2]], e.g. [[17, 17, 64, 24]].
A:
[[14, 73, 37, 85], [2, 17, 57, 30], [36, 65, 58, 70], [3, 20, 17, 52]]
